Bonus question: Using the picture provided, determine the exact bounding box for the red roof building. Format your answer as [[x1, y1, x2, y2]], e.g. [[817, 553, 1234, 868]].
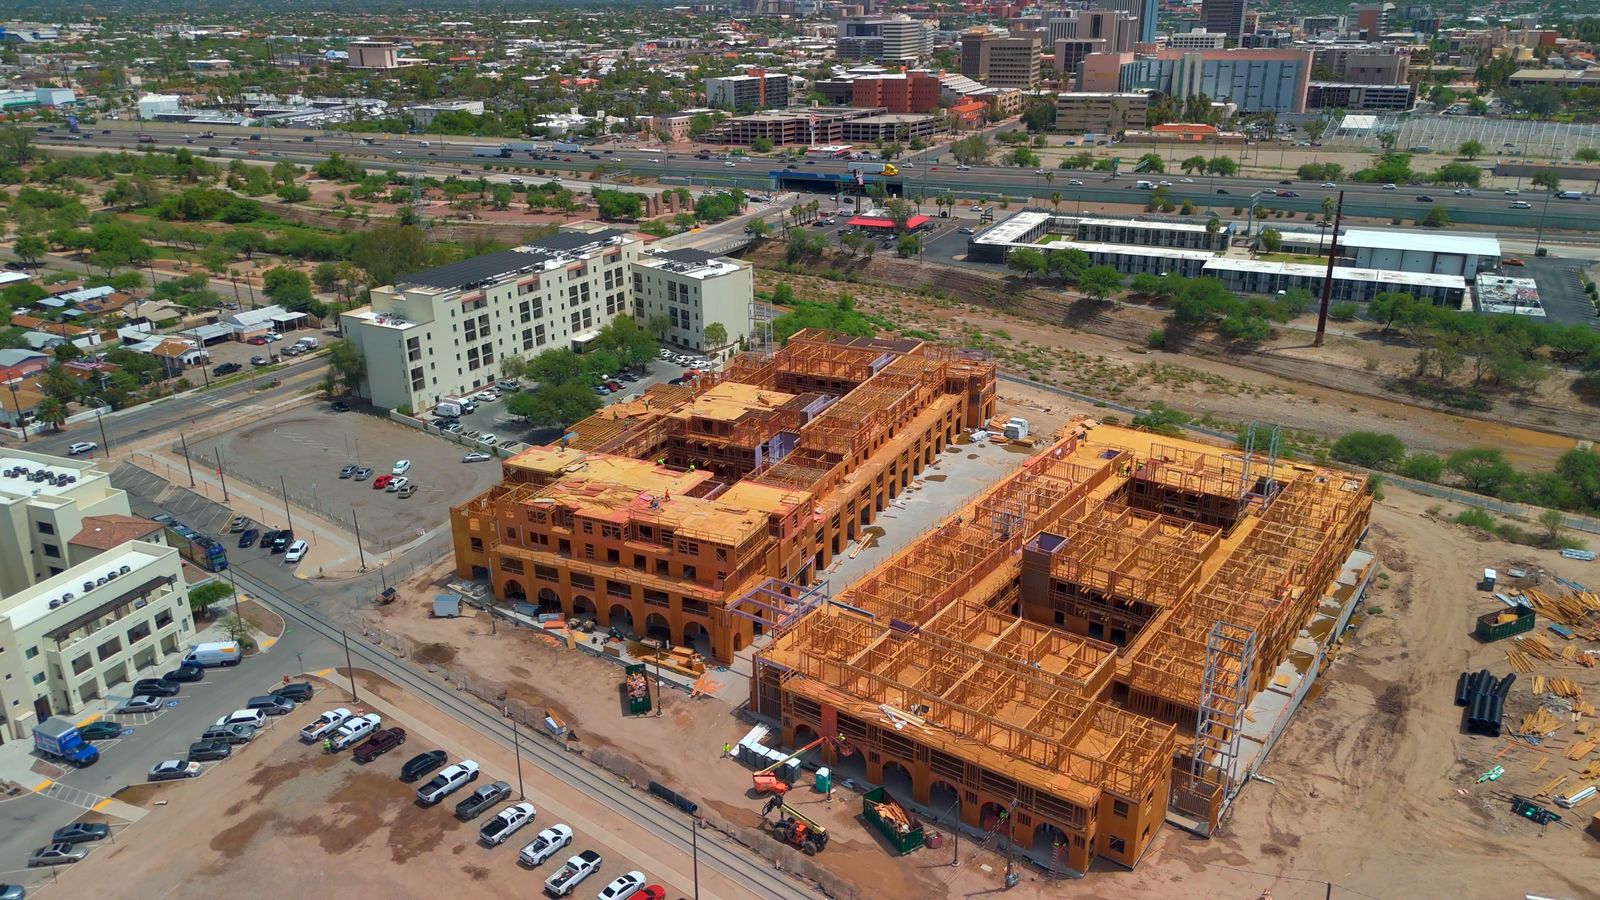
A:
[[847, 213, 930, 230]]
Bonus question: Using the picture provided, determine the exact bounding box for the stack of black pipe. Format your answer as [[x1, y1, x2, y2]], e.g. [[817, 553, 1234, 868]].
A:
[[1457, 669, 1514, 736]]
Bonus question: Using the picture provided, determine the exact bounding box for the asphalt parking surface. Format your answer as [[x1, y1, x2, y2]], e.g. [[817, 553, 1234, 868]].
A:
[[1522, 257, 1600, 328], [437, 359, 700, 448]]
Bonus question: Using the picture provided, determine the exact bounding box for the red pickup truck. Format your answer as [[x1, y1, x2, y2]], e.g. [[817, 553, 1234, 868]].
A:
[[353, 727, 407, 763]]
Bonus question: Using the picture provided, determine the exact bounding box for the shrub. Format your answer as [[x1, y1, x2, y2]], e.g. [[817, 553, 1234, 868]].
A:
[[1330, 432, 1406, 469], [1453, 508, 1496, 530], [1146, 329, 1166, 349], [1329, 301, 1360, 321], [1398, 452, 1444, 482]]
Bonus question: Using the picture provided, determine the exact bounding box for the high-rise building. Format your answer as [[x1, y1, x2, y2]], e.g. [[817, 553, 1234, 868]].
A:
[[1168, 29, 1228, 49], [1093, 0, 1159, 44], [705, 70, 790, 110], [1084, 47, 1314, 113], [1200, 0, 1249, 44], [836, 15, 934, 64], [960, 28, 1042, 89]]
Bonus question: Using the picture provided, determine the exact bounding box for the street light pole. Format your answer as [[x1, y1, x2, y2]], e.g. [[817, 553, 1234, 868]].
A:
[[6, 379, 26, 443]]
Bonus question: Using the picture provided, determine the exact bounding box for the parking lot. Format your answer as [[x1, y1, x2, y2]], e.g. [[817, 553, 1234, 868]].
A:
[[1521, 256, 1600, 328], [47, 676, 679, 899], [197, 404, 508, 549]]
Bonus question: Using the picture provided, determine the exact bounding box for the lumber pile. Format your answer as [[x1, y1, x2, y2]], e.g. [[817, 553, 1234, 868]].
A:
[[1513, 633, 1559, 661], [1547, 677, 1585, 702], [1581, 760, 1600, 781], [868, 795, 915, 834], [1527, 589, 1600, 627], [1566, 740, 1597, 761], [1536, 775, 1568, 798], [1531, 674, 1547, 695], [1506, 650, 1538, 675], [1518, 708, 1563, 736]]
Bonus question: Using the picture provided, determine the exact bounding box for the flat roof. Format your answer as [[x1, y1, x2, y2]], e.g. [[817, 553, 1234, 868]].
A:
[[1204, 258, 1467, 288], [1341, 228, 1500, 258], [0, 543, 169, 633], [0, 455, 104, 500]]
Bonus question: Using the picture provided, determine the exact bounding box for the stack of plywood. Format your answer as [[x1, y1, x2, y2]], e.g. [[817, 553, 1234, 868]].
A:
[[869, 795, 915, 834]]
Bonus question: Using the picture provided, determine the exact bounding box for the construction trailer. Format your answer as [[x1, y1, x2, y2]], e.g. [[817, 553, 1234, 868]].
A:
[[450, 329, 997, 664], [751, 424, 1371, 875]]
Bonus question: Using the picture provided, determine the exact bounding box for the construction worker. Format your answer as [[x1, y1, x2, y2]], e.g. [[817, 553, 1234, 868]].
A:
[[323, 738, 332, 754]]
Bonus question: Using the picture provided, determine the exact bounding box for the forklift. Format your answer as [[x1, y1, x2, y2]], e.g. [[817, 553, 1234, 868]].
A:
[[762, 796, 829, 856]]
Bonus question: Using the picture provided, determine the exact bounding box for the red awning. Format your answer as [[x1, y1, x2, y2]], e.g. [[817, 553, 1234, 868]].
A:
[[847, 214, 929, 229]]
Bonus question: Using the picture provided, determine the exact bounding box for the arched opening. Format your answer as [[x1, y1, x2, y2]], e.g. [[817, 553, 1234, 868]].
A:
[[928, 780, 961, 826], [608, 604, 635, 634], [792, 723, 819, 749], [573, 595, 596, 617], [644, 613, 672, 643], [502, 579, 527, 601], [881, 760, 913, 796], [732, 631, 745, 652], [980, 801, 1010, 833], [682, 621, 709, 656], [537, 587, 559, 606], [1033, 822, 1069, 858]]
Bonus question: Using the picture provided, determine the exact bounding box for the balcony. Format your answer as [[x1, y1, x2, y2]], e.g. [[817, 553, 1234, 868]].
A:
[[48, 575, 177, 655]]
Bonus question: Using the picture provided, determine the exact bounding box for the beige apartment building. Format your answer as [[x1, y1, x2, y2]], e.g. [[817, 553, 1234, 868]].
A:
[[1056, 92, 1150, 132], [0, 450, 137, 599]]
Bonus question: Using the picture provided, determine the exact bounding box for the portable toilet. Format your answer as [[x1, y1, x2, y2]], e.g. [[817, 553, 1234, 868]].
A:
[[1483, 568, 1497, 591], [814, 767, 832, 793]]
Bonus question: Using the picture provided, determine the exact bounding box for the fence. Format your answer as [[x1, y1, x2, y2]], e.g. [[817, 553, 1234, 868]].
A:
[[996, 371, 1600, 536]]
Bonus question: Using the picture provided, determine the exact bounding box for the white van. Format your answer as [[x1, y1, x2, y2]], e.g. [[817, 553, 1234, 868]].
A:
[[184, 642, 242, 667], [294, 336, 319, 350], [418, 140, 431, 147]]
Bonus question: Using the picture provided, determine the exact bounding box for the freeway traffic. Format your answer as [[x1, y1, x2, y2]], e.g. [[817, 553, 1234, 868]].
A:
[[67, 121, 1599, 232]]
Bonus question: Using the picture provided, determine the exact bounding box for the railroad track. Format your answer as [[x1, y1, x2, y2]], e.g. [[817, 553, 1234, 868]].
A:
[[223, 565, 815, 900]]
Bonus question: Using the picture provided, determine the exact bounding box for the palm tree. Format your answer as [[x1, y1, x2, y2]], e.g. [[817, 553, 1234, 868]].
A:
[[35, 396, 66, 432], [912, 193, 924, 214], [1050, 192, 1063, 213], [1044, 171, 1055, 188]]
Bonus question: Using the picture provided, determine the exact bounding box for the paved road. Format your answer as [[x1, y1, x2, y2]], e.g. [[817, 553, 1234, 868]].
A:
[[0, 623, 338, 888], [65, 122, 1600, 233]]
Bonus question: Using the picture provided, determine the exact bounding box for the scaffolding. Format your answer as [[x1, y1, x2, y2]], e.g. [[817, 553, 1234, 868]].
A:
[[1191, 621, 1256, 804]]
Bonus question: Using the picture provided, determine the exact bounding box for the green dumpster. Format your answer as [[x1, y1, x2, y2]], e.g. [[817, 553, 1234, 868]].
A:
[[863, 786, 924, 855], [623, 663, 652, 715], [1475, 605, 1534, 643]]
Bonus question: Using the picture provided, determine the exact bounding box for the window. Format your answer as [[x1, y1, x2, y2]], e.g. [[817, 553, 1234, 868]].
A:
[[71, 654, 92, 675], [601, 523, 622, 540], [606, 548, 620, 564], [584, 543, 595, 559], [42, 543, 59, 559], [411, 366, 425, 391], [1112, 799, 1129, 818], [470, 537, 484, 552], [154, 609, 173, 629], [1107, 836, 1126, 853], [535, 323, 547, 346], [36, 521, 54, 535], [501, 558, 525, 574], [32, 672, 45, 685], [24, 646, 37, 660], [682, 564, 696, 581]]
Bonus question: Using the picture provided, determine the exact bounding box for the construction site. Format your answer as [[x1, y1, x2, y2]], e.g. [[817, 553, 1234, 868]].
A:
[[450, 329, 998, 663], [751, 421, 1374, 876]]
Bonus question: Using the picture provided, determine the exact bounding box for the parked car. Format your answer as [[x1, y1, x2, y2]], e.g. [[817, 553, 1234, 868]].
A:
[[477, 435, 497, 447], [202, 723, 256, 745], [188, 740, 232, 762], [392, 459, 411, 475], [77, 721, 125, 741], [212, 362, 242, 376], [454, 778, 509, 819], [164, 664, 204, 683], [258, 529, 280, 548], [331, 713, 382, 751], [50, 823, 110, 845], [400, 750, 449, 783], [273, 682, 314, 702], [132, 679, 180, 697], [372, 474, 394, 490], [397, 484, 418, 499], [28, 844, 88, 867], [270, 530, 294, 552], [228, 515, 250, 532], [597, 871, 648, 900], [340, 465, 358, 479], [480, 802, 537, 845], [353, 467, 373, 481], [1502, 257, 1526, 266], [148, 760, 202, 781], [247, 336, 267, 346], [386, 476, 410, 493], [215, 709, 267, 729], [284, 540, 309, 563], [353, 727, 408, 763], [417, 760, 480, 805], [330, 400, 350, 412], [118, 696, 163, 714], [462, 452, 492, 463], [519, 824, 574, 867], [67, 442, 97, 456], [250, 355, 270, 365]]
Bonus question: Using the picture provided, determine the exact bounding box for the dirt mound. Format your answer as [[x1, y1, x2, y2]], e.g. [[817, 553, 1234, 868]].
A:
[[414, 642, 456, 665]]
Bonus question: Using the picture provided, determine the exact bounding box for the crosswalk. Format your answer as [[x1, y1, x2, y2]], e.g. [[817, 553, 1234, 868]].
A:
[[38, 781, 105, 811], [196, 395, 232, 409]]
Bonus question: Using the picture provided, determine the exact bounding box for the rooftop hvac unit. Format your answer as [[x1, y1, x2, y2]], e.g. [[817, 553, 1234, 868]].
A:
[[119, 565, 131, 575], [49, 598, 59, 610], [66, 476, 75, 483], [61, 592, 73, 602], [96, 577, 107, 587], [106, 570, 119, 581], [83, 581, 96, 592]]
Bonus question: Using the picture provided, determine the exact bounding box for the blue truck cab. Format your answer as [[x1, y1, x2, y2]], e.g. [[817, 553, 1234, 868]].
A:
[[33, 718, 100, 766]]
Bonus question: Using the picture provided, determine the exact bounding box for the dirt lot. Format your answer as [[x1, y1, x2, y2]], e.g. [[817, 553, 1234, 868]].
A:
[[203, 408, 507, 549], [55, 673, 729, 900]]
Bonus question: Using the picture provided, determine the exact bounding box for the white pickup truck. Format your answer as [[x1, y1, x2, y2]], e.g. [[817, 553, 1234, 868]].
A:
[[329, 713, 381, 751], [543, 849, 602, 896], [519, 824, 573, 867], [299, 708, 351, 742]]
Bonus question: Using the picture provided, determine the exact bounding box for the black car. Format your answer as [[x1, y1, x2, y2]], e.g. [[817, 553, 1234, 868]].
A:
[[258, 529, 280, 548], [330, 401, 350, 412], [132, 678, 180, 697], [1279, 179, 1293, 185], [237, 528, 260, 548], [50, 822, 110, 844], [212, 362, 242, 376], [1216, 189, 1230, 194], [272, 682, 314, 702], [77, 721, 125, 741], [270, 529, 294, 552], [188, 740, 232, 762], [163, 665, 204, 683], [400, 750, 449, 783], [1416, 195, 1433, 202]]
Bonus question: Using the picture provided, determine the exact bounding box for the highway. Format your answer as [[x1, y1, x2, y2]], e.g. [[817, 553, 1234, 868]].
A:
[[64, 121, 1599, 233]]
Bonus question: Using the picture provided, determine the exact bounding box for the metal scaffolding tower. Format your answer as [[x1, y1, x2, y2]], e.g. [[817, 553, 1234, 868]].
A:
[[749, 299, 776, 350], [989, 497, 1023, 542], [1238, 420, 1281, 506], [1191, 620, 1257, 798]]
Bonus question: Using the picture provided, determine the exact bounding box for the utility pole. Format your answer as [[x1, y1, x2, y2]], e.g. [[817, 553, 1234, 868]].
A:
[[95, 407, 111, 454], [280, 475, 294, 531], [341, 630, 359, 702], [179, 431, 196, 487], [692, 816, 700, 900], [1313, 190, 1344, 349], [511, 717, 525, 800], [215, 449, 229, 502], [352, 509, 366, 570]]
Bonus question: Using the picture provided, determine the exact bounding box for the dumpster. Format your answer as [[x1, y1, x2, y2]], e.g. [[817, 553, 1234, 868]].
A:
[[1476, 605, 1535, 642], [623, 663, 652, 715], [863, 786, 924, 855]]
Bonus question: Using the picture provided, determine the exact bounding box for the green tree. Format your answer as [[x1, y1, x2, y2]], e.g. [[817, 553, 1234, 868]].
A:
[[1428, 163, 1481, 187], [1398, 453, 1444, 483], [326, 339, 367, 396], [1555, 447, 1600, 509], [1531, 171, 1561, 192], [34, 396, 67, 431], [1259, 228, 1283, 252], [896, 233, 920, 258], [527, 347, 587, 386], [354, 224, 432, 287], [0, 124, 33, 165], [1137, 153, 1165, 174], [187, 581, 234, 615], [1422, 204, 1450, 228], [12, 234, 45, 268], [1047, 248, 1091, 283], [950, 134, 993, 166], [1446, 448, 1514, 493], [1368, 292, 1417, 334], [1170, 279, 1241, 325], [1005, 248, 1046, 280], [1457, 140, 1484, 160], [703, 322, 729, 351], [39, 363, 79, 402], [1574, 148, 1600, 163], [1077, 266, 1124, 304], [1330, 432, 1407, 469], [1179, 155, 1208, 174], [505, 382, 602, 427], [751, 137, 774, 153], [1206, 157, 1238, 176]]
